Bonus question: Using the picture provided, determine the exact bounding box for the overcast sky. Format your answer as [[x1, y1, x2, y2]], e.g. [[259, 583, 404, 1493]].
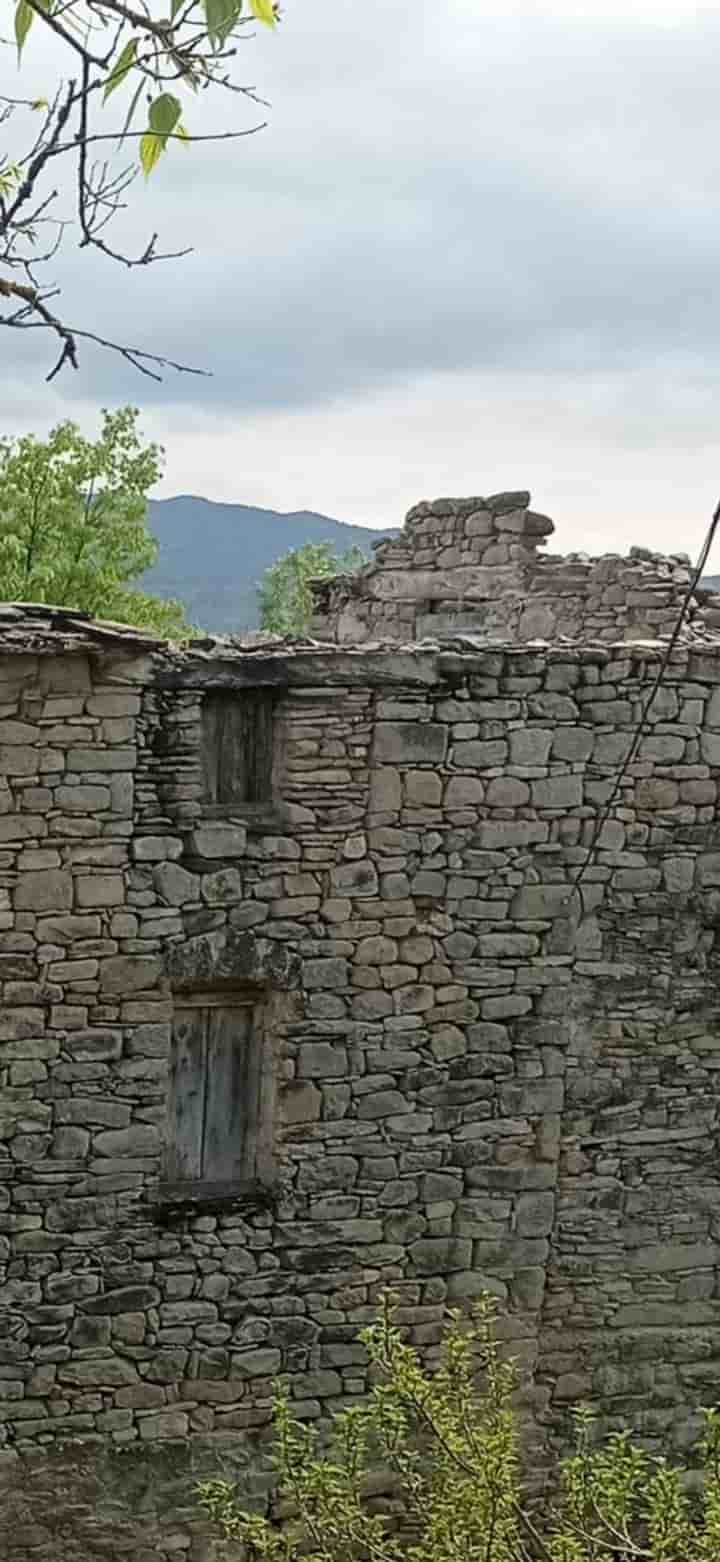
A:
[[4, 0, 720, 562]]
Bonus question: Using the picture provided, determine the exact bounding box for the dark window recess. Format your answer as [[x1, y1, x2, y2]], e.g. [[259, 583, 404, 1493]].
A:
[[202, 691, 275, 805], [165, 1001, 269, 1190]]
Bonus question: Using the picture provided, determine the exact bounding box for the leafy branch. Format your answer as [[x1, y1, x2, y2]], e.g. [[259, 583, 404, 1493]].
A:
[[1, 0, 277, 378]]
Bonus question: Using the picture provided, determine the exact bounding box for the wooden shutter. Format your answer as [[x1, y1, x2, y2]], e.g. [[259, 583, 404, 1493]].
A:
[[202, 693, 275, 806], [167, 1003, 258, 1187]]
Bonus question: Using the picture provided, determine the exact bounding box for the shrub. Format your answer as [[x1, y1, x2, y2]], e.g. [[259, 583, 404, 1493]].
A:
[[197, 1294, 720, 1562]]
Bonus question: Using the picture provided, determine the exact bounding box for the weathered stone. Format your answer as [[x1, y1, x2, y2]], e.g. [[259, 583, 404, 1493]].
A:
[[55, 784, 111, 812], [154, 862, 200, 905], [191, 823, 247, 858], [330, 860, 379, 896], [298, 1042, 348, 1078], [133, 836, 183, 862], [93, 1125, 160, 1156], [100, 955, 162, 992], [303, 958, 348, 990], [374, 722, 448, 765], [408, 1237, 472, 1273], [509, 729, 552, 765], [75, 874, 125, 908], [80, 1285, 160, 1315], [15, 869, 72, 911]]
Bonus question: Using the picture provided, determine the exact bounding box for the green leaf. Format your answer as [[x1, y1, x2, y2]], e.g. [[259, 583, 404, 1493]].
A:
[[176, 122, 190, 146], [204, 0, 243, 48], [248, 0, 276, 27], [103, 38, 137, 103], [15, 0, 35, 58], [31, 97, 49, 111], [171, 0, 184, 14], [140, 93, 182, 175], [139, 132, 164, 178], [148, 92, 182, 138]]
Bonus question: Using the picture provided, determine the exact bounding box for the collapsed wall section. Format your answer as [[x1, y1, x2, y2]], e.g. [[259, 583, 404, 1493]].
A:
[[310, 492, 716, 645], [0, 629, 719, 1555]]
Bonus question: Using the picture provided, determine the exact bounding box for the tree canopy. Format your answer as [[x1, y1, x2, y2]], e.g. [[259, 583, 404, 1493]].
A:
[[0, 404, 190, 636], [258, 541, 366, 637], [1, 0, 276, 380]]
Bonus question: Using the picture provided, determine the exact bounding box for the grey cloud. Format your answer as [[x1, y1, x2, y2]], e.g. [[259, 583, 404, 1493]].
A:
[[3, 5, 720, 417]]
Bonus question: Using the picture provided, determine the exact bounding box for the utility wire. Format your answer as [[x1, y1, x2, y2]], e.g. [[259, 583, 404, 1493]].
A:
[[571, 495, 720, 897]]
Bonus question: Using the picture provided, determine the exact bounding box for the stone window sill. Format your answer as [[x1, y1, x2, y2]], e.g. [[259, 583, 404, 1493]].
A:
[[149, 1178, 277, 1224], [201, 802, 284, 832]]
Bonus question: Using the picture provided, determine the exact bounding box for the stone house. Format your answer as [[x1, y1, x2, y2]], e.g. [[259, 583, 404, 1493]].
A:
[[2, 493, 720, 1558]]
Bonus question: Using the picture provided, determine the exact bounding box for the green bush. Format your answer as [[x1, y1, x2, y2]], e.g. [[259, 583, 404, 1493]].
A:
[[197, 1295, 720, 1562]]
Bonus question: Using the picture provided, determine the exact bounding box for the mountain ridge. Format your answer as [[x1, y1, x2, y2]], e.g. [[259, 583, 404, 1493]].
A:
[[143, 494, 397, 632]]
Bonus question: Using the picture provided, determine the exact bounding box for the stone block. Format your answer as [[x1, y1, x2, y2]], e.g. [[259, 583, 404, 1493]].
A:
[[281, 1081, 322, 1123], [303, 958, 348, 990], [133, 836, 183, 862], [663, 858, 695, 893], [515, 1191, 555, 1236], [408, 1237, 472, 1273], [191, 822, 248, 858], [201, 867, 243, 904], [369, 766, 401, 812], [509, 729, 552, 765], [453, 740, 507, 768], [551, 727, 593, 762], [55, 785, 111, 812], [154, 862, 200, 905], [138, 1411, 189, 1439], [0, 744, 38, 774], [67, 746, 135, 771], [441, 776, 486, 817], [15, 869, 72, 911], [330, 860, 379, 897], [298, 1042, 348, 1077], [405, 771, 442, 805], [80, 1284, 160, 1315], [100, 955, 162, 993], [374, 722, 448, 765], [357, 1090, 411, 1119], [511, 884, 576, 919], [93, 1124, 160, 1156], [635, 778, 680, 809], [75, 874, 124, 908], [355, 935, 398, 965], [58, 1358, 139, 1387], [477, 820, 549, 848], [530, 774, 582, 809]]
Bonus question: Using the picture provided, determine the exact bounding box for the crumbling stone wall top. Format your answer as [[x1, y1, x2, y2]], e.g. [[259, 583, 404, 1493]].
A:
[[310, 491, 720, 647]]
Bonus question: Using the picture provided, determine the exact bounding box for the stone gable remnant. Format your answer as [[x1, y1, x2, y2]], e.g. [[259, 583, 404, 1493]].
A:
[[310, 490, 720, 645]]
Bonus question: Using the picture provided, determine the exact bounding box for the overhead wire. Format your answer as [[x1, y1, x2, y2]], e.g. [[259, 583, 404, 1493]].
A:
[[570, 494, 720, 899]]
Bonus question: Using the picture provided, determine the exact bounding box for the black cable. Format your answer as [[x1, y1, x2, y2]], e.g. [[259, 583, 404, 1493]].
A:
[[571, 495, 720, 897]]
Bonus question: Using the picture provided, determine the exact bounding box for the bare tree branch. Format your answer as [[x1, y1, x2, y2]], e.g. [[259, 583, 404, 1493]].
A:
[[0, 0, 276, 379]]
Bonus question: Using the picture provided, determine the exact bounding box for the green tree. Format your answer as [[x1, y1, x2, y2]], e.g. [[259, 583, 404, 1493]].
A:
[[0, 405, 190, 638], [259, 542, 366, 636], [197, 1295, 720, 1562], [3, 0, 277, 378]]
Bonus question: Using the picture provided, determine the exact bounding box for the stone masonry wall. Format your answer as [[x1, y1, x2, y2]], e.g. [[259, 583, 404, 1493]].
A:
[[310, 492, 720, 644], [2, 629, 720, 1557]]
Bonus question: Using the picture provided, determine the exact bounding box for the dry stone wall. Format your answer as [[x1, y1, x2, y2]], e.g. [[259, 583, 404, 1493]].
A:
[[310, 492, 720, 645], [0, 625, 720, 1556]]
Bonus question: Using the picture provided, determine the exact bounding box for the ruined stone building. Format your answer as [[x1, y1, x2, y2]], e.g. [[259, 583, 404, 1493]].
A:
[[2, 491, 720, 1559]]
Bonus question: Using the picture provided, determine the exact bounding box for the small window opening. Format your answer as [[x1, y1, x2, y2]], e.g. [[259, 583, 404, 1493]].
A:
[[164, 995, 272, 1195], [202, 690, 275, 806]]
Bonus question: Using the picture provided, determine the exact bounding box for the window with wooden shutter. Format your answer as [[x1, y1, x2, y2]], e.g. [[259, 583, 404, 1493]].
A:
[[202, 691, 275, 807], [164, 996, 272, 1195]]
